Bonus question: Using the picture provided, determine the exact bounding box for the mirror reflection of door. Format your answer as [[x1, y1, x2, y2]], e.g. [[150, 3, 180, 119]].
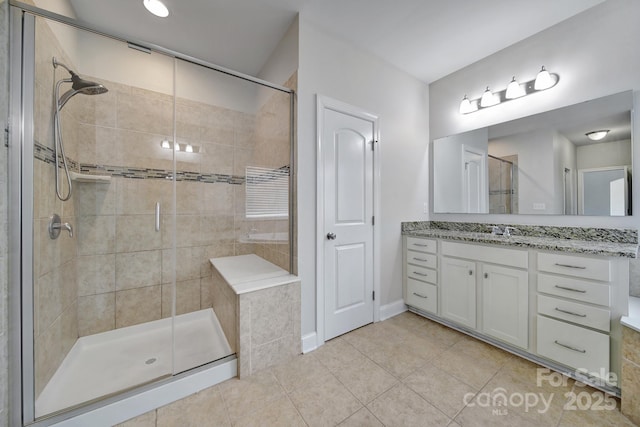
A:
[[578, 166, 629, 216], [462, 146, 487, 213]]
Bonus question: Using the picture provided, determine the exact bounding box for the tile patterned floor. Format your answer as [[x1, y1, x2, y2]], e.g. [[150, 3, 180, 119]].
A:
[[116, 312, 638, 427]]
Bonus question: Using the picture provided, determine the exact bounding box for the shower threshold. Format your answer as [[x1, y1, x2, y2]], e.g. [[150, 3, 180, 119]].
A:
[[35, 308, 232, 418]]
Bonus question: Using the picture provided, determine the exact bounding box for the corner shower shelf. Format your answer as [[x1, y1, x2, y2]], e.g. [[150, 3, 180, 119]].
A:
[[70, 171, 111, 183]]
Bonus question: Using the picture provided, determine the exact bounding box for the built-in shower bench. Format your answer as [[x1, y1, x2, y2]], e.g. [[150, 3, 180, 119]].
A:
[[209, 254, 300, 377]]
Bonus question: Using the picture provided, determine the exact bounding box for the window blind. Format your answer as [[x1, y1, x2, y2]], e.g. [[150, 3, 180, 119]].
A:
[[245, 166, 289, 218]]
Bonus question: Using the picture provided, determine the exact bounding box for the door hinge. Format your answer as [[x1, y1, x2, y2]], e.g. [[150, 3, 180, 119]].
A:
[[372, 291, 375, 301], [372, 216, 375, 226], [4, 126, 9, 148]]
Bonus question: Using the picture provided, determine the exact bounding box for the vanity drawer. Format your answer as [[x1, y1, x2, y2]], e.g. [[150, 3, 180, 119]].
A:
[[406, 264, 437, 284], [442, 241, 527, 269], [407, 251, 437, 270], [406, 278, 437, 314], [537, 315, 609, 377], [537, 252, 611, 281], [537, 295, 610, 332], [406, 237, 437, 254], [537, 273, 610, 306]]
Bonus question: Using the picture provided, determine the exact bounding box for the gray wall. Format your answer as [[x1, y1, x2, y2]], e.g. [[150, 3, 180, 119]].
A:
[[429, 0, 640, 231], [428, 0, 640, 296]]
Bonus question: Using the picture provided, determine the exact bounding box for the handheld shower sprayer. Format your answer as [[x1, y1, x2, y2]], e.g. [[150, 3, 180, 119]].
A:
[[52, 57, 108, 201]]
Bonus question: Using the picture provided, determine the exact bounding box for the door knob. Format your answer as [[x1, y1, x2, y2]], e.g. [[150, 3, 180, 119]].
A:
[[327, 232, 336, 240]]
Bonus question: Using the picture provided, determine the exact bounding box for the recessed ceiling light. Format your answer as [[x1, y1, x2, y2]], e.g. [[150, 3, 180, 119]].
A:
[[143, 0, 169, 18], [585, 130, 610, 141]]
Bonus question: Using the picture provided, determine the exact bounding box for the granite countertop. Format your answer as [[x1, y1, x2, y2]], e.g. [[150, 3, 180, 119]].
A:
[[403, 228, 638, 258]]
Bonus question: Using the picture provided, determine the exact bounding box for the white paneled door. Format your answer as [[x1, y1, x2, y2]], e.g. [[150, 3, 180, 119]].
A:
[[320, 100, 377, 340]]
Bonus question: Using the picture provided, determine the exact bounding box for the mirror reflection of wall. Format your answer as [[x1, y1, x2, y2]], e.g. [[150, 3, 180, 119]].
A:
[[432, 91, 633, 216]]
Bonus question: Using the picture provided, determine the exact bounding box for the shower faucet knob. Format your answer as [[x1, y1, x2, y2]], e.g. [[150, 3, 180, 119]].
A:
[[48, 213, 73, 239]]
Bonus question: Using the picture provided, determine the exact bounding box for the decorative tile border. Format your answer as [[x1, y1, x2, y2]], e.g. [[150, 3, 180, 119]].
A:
[[401, 221, 638, 244], [34, 141, 288, 186]]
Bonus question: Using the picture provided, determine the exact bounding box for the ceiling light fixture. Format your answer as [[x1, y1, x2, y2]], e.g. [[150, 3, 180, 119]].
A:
[[586, 130, 610, 141], [143, 0, 169, 18], [459, 66, 559, 114]]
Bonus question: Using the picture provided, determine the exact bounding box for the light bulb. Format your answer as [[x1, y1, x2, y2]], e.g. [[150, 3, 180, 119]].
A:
[[161, 140, 171, 149], [534, 66, 554, 90], [185, 144, 194, 153], [505, 77, 525, 99], [480, 87, 499, 107], [459, 95, 475, 114], [143, 0, 169, 17]]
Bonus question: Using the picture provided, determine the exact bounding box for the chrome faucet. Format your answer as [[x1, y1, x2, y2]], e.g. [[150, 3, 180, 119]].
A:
[[503, 226, 519, 237], [48, 213, 73, 239], [489, 225, 503, 235]]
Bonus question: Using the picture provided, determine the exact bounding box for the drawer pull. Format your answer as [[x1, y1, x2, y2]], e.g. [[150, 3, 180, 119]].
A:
[[412, 257, 428, 262], [553, 340, 586, 354], [554, 263, 587, 270], [412, 271, 428, 277], [554, 307, 587, 318], [412, 292, 428, 299], [554, 285, 586, 293], [412, 243, 429, 247]]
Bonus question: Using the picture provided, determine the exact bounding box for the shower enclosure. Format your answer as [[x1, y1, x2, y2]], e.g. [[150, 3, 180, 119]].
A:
[[9, 5, 294, 425], [488, 154, 518, 214]]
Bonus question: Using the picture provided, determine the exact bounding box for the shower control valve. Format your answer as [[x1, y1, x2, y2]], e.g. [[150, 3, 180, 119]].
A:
[[49, 213, 73, 239]]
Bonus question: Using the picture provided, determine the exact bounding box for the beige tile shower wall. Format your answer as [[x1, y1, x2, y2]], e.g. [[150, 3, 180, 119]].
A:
[[238, 280, 301, 377], [237, 72, 296, 272], [75, 76, 296, 337], [622, 325, 640, 425], [207, 268, 237, 354], [33, 18, 80, 397]]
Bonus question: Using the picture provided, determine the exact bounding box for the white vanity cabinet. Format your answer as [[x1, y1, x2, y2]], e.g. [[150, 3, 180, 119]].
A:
[[535, 251, 626, 381], [402, 232, 631, 395], [440, 256, 476, 328], [404, 237, 438, 315], [440, 241, 529, 348], [482, 264, 528, 349]]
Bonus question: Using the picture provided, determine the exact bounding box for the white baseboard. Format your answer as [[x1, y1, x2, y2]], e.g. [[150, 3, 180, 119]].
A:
[[301, 332, 318, 353], [379, 299, 407, 321]]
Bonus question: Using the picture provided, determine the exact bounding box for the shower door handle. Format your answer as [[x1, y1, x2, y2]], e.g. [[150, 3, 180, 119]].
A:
[[155, 202, 160, 232]]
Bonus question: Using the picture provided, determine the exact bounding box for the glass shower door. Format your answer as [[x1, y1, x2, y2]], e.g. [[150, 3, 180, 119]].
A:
[[30, 14, 177, 418]]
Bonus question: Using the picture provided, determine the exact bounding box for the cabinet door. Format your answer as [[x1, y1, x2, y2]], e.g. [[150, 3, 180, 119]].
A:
[[441, 257, 476, 328], [482, 264, 528, 349]]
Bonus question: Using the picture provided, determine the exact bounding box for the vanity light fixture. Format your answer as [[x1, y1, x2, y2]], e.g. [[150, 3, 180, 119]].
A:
[[534, 66, 554, 90], [505, 77, 525, 99], [143, 0, 169, 18], [480, 87, 500, 107], [459, 66, 559, 114], [459, 95, 477, 114], [160, 140, 201, 153], [586, 130, 610, 141]]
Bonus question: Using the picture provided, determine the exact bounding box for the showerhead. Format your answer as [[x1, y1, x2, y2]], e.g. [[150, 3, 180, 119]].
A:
[[53, 57, 108, 109]]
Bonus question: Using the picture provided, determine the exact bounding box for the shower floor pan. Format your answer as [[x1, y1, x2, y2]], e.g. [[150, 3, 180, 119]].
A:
[[35, 308, 232, 418]]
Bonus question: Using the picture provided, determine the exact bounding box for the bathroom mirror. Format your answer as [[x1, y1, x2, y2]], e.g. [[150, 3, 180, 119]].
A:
[[433, 91, 633, 215]]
